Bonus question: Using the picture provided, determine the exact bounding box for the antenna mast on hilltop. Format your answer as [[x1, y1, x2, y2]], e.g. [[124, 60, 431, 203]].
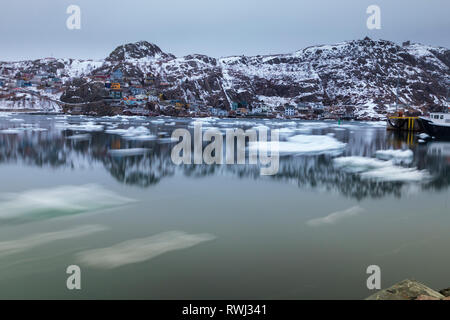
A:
[[396, 74, 400, 111], [446, 79, 450, 112]]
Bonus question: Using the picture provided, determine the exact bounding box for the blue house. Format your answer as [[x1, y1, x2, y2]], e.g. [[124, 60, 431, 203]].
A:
[[232, 101, 248, 111], [111, 70, 123, 82], [16, 79, 25, 87], [0, 80, 4, 87], [130, 87, 146, 96], [110, 91, 123, 99]]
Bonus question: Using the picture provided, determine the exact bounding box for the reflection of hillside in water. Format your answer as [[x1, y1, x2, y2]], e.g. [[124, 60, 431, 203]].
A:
[[0, 124, 449, 200]]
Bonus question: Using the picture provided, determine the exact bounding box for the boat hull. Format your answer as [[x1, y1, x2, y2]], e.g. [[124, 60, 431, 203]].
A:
[[419, 117, 450, 140]]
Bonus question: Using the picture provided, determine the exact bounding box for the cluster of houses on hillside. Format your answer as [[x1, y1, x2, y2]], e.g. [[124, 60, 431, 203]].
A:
[[0, 72, 64, 97], [0, 67, 363, 119]]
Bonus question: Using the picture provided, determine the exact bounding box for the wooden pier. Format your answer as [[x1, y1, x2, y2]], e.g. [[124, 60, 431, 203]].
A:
[[387, 116, 422, 132]]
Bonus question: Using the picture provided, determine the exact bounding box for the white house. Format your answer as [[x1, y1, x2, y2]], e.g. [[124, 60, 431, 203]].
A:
[[285, 105, 296, 116]]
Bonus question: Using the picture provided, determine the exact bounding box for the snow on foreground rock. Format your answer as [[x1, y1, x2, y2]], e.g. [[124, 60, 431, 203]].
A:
[[333, 156, 430, 182], [249, 134, 346, 155]]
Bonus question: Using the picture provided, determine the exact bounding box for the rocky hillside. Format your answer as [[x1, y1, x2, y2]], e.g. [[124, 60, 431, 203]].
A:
[[1, 38, 448, 117]]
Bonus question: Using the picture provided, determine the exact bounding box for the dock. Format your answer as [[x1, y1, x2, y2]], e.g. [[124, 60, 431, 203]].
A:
[[387, 116, 422, 132]]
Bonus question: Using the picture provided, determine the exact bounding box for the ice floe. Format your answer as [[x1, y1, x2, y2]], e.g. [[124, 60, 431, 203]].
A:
[[105, 126, 156, 140], [249, 134, 346, 155], [77, 231, 216, 269], [108, 148, 152, 156], [307, 206, 364, 227], [0, 129, 23, 134], [0, 225, 107, 257], [0, 184, 135, 221], [66, 133, 91, 141], [55, 121, 104, 132], [375, 149, 413, 164], [0, 125, 48, 134], [333, 156, 430, 182], [158, 137, 179, 144]]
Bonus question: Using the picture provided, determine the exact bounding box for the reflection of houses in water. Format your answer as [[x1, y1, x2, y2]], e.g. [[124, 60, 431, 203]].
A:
[[427, 142, 450, 157], [0, 120, 449, 199], [427, 142, 450, 164]]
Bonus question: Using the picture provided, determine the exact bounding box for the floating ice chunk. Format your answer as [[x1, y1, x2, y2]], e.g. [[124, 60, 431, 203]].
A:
[[298, 122, 333, 129], [333, 156, 389, 173], [128, 134, 157, 141], [108, 148, 151, 156], [77, 231, 216, 269], [0, 184, 135, 221], [251, 125, 270, 131], [278, 128, 296, 136], [250, 134, 346, 155], [9, 118, 25, 122], [0, 225, 107, 257], [158, 137, 179, 144], [360, 165, 430, 182], [106, 126, 151, 139], [418, 139, 425, 143], [333, 124, 359, 130], [105, 128, 128, 135], [364, 121, 387, 127], [333, 156, 430, 182], [55, 121, 104, 132], [307, 206, 364, 227], [66, 133, 91, 141], [375, 149, 413, 164], [0, 129, 23, 134], [419, 133, 430, 139]]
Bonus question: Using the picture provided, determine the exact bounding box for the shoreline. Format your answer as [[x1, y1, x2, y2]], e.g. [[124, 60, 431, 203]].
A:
[[366, 279, 450, 300]]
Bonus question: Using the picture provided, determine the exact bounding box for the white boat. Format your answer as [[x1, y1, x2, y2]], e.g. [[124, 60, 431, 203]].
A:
[[418, 111, 450, 140]]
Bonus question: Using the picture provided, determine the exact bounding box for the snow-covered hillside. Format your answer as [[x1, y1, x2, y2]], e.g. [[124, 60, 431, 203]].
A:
[[0, 38, 448, 116]]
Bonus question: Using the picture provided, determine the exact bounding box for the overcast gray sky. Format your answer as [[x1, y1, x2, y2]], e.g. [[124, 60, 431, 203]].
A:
[[1, 0, 448, 61]]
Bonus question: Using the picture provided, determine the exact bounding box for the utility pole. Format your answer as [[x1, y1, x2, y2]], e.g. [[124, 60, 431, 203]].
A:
[[396, 74, 399, 112]]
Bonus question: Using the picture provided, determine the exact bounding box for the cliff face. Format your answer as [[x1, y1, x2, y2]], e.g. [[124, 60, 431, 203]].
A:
[[1, 39, 448, 116]]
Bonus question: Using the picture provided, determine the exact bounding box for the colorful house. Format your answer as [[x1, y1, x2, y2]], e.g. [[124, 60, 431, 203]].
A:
[[130, 87, 146, 96], [232, 101, 248, 111], [110, 90, 122, 99], [285, 105, 296, 116], [111, 70, 123, 82]]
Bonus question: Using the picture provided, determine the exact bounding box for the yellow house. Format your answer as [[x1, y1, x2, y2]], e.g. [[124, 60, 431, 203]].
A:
[[111, 83, 121, 90], [237, 107, 248, 115]]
